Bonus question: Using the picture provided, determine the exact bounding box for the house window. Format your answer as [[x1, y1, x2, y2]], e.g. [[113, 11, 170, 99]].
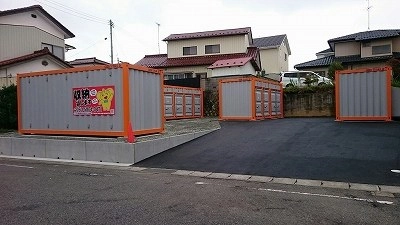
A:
[[205, 44, 220, 54], [42, 43, 65, 60], [183, 46, 197, 56], [372, 44, 391, 55], [164, 73, 194, 80]]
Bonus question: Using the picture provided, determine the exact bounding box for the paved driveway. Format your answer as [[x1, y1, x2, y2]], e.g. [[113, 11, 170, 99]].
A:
[[137, 118, 400, 186]]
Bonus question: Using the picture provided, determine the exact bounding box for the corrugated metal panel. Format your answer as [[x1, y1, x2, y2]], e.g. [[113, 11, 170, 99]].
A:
[[219, 77, 283, 121], [336, 67, 391, 121], [20, 68, 124, 131], [0, 24, 64, 61], [18, 63, 164, 137], [220, 80, 252, 118], [163, 85, 204, 120], [130, 69, 162, 131]]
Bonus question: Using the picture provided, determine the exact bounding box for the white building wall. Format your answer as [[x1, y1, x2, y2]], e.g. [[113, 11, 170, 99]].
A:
[[167, 35, 249, 58], [0, 24, 64, 61], [0, 56, 68, 87], [335, 42, 361, 57], [0, 11, 66, 39], [259, 48, 279, 74], [209, 62, 256, 78], [361, 39, 393, 58]]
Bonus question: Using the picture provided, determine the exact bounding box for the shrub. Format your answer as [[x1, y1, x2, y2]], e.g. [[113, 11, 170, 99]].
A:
[[327, 61, 344, 81], [0, 84, 18, 130], [203, 90, 219, 117]]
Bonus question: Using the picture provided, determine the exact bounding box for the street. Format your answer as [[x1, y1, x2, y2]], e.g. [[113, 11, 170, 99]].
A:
[[0, 158, 399, 225]]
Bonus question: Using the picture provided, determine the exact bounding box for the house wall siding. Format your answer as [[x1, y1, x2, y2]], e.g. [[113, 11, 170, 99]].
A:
[[335, 42, 360, 57], [278, 43, 289, 72], [0, 24, 64, 61], [259, 48, 279, 73], [361, 39, 393, 58], [0, 11, 65, 39], [209, 62, 255, 78], [164, 65, 209, 75], [393, 37, 400, 52], [167, 35, 249, 58], [348, 62, 388, 70]]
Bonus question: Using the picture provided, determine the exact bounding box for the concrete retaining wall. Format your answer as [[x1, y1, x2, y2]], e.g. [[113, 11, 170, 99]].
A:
[[0, 130, 215, 164], [283, 91, 335, 117]]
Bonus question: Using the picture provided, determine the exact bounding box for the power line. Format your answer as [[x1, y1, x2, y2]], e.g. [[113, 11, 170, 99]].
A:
[[34, 0, 108, 25], [37, 0, 108, 22], [67, 37, 108, 58]]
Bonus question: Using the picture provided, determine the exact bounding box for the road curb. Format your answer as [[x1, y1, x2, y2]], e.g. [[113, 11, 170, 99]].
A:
[[2, 156, 400, 195]]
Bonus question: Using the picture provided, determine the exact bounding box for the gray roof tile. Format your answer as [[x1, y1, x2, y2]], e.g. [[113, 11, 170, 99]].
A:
[[253, 35, 286, 48]]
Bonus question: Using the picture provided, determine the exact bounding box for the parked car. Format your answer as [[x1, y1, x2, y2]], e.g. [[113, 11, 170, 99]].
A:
[[280, 71, 331, 87]]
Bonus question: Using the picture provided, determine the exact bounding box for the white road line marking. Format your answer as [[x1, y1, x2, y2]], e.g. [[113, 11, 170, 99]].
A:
[[391, 170, 400, 174], [0, 164, 34, 169], [258, 188, 394, 205]]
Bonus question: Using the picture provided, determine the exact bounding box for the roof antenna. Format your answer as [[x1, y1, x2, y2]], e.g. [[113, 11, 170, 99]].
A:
[[156, 22, 161, 54], [367, 0, 372, 30]]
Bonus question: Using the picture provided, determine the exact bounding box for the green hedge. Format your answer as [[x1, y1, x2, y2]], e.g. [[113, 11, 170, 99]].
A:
[[0, 84, 18, 130]]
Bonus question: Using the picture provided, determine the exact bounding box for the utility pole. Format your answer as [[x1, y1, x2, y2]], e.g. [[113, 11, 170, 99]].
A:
[[109, 19, 114, 64], [156, 22, 160, 54], [367, 0, 372, 30]]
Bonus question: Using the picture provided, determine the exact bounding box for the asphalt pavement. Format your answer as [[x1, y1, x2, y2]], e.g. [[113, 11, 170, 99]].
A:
[[0, 158, 398, 225], [137, 118, 400, 186]]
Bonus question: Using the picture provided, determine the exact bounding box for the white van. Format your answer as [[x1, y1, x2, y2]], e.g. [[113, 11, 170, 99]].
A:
[[280, 71, 331, 88]]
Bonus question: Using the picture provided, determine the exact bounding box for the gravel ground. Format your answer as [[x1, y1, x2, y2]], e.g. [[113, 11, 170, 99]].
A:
[[0, 118, 221, 143]]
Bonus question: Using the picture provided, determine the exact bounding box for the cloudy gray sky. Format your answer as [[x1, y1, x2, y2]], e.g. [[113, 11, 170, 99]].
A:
[[2, 0, 399, 69]]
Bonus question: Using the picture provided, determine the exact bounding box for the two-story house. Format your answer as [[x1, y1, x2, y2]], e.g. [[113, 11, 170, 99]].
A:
[[253, 34, 291, 74], [294, 29, 400, 77], [137, 27, 263, 90], [0, 5, 75, 86]]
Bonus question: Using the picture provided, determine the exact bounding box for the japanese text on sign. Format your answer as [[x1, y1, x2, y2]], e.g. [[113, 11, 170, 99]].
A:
[[73, 86, 115, 116]]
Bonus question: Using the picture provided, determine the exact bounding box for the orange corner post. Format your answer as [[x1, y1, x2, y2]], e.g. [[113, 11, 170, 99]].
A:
[[335, 70, 341, 121], [121, 62, 131, 138]]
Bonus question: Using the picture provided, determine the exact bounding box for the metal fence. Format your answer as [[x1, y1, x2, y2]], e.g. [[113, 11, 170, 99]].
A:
[[164, 85, 203, 120], [219, 77, 283, 121], [17, 63, 164, 137], [335, 67, 392, 121]]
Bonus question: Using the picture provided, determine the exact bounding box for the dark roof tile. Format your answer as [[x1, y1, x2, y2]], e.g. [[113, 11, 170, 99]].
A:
[[163, 27, 251, 41], [328, 30, 400, 43], [253, 35, 286, 48], [294, 52, 400, 69], [68, 57, 109, 65]]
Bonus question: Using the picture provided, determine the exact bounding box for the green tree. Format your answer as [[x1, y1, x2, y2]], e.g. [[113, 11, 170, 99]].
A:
[[387, 58, 400, 80], [0, 84, 18, 130], [327, 61, 344, 81]]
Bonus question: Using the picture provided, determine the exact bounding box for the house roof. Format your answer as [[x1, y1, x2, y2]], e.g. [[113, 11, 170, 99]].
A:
[[253, 35, 285, 48], [163, 27, 252, 41], [316, 48, 333, 54], [0, 48, 72, 68], [68, 57, 109, 66], [253, 34, 291, 55], [328, 29, 400, 49], [208, 57, 252, 69], [136, 47, 260, 70], [294, 52, 400, 69], [0, 5, 75, 38], [136, 54, 167, 67]]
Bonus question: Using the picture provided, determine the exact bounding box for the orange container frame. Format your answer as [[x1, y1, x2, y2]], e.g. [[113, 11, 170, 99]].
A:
[[17, 63, 165, 138], [335, 67, 392, 122], [164, 85, 204, 120], [218, 77, 283, 121]]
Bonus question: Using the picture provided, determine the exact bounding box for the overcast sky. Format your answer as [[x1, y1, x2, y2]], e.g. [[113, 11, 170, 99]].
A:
[[2, 0, 399, 69]]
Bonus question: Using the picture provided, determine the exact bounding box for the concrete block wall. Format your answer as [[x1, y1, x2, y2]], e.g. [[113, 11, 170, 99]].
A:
[[0, 129, 217, 164]]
